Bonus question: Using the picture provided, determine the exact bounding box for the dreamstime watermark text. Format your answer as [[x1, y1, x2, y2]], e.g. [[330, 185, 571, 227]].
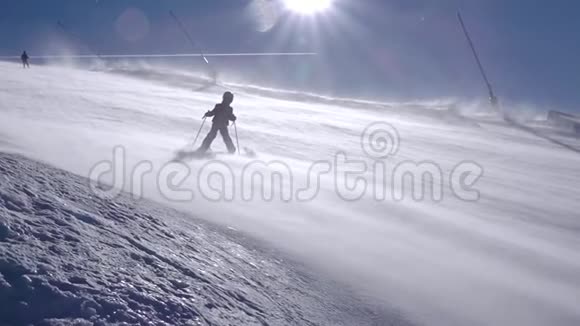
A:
[[88, 122, 484, 203]]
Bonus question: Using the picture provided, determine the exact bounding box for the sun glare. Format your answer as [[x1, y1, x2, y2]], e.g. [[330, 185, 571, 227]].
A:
[[284, 0, 333, 14]]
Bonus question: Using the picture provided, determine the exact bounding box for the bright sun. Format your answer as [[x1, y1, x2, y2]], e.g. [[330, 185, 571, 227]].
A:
[[284, 0, 333, 14]]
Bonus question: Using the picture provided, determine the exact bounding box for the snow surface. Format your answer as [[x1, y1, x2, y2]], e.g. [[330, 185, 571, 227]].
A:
[[1, 61, 580, 326], [0, 152, 401, 325]]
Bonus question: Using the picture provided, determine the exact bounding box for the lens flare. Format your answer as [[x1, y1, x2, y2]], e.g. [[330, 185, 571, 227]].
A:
[[284, 0, 333, 14]]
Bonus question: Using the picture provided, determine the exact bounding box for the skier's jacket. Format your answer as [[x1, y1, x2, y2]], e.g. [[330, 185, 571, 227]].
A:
[[206, 103, 236, 126]]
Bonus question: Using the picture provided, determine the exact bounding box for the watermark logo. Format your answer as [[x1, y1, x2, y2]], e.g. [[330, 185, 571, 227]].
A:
[[88, 122, 483, 203], [361, 121, 400, 159]]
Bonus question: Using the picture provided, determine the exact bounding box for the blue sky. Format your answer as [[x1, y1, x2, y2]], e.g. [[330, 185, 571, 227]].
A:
[[1, 0, 578, 111]]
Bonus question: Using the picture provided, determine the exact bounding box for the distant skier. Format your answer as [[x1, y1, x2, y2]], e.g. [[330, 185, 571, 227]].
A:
[[21, 51, 30, 68], [197, 91, 237, 154]]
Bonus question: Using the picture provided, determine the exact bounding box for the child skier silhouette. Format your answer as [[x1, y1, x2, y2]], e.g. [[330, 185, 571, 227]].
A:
[[197, 91, 237, 154]]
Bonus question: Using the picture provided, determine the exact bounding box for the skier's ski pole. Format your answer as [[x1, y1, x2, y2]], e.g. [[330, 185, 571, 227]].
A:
[[234, 122, 240, 155], [191, 117, 206, 148]]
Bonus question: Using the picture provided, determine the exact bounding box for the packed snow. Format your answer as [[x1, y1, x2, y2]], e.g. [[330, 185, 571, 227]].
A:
[[1, 61, 580, 326], [0, 152, 402, 325]]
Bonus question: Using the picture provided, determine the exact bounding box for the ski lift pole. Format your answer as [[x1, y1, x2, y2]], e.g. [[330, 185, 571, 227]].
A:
[[457, 12, 498, 108], [234, 122, 240, 155]]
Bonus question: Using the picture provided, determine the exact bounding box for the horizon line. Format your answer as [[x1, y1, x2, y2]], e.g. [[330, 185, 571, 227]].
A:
[[0, 52, 317, 59]]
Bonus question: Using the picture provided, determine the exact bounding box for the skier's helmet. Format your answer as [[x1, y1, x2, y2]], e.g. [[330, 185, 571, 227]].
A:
[[223, 91, 234, 104]]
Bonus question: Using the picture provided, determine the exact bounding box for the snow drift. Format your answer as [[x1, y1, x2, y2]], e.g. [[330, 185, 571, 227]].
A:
[[0, 152, 400, 325]]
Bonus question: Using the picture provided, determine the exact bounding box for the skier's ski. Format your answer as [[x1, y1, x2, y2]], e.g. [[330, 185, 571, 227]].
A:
[[171, 149, 216, 162], [171, 147, 256, 162], [241, 147, 257, 158]]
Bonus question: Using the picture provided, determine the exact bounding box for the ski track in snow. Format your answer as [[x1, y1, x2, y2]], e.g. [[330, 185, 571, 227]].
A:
[[1, 61, 580, 326], [0, 152, 405, 326]]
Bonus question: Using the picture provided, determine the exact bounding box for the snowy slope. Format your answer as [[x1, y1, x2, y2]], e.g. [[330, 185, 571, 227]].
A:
[[0, 152, 401, 326], [1, 61, 580, 326]]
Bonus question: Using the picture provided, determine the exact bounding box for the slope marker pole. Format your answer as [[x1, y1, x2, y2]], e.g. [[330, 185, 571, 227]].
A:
[[57, 21, 103, 60], [457, 11, 498, 109], [169, 10, 216, 81]]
